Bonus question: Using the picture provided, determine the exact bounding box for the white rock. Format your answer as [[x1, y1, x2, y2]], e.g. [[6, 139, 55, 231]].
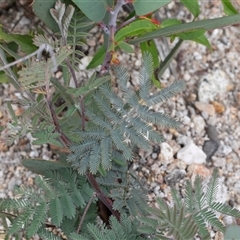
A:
[[218, 143, 232, 156], [192, 115, 205, 134], [182, 115, 191, 126], [177, 142, 207, 165], [176, 135, 191, 145], [160, 142, 174, 164], [198, 69, 230, 103], [217, 176, 229, 203]]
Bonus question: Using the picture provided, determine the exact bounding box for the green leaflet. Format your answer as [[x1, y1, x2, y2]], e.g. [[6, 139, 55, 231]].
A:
[[176, 29, 212, 49], [0, 26, 37, 54], [0, 68, 10, 83], [115, 19, 159, 42], [32, 0, 59, 32], [118, 41, 135, 53], [87, 19, 159, 69], [161, 18, 182, 28], [72, 0, 107, 22], [190, 34, 212, 50], [180, 0, 200, 18], [32, 125, 63, 147], [221, 0, 239, 15], [22, 158, 70, 175], [133, 0, 172, 16], [129, 14, 240, 44], [86, 45, 106, 69]]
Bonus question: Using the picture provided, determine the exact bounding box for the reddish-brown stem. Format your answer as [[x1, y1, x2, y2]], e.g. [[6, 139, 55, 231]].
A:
[[86, 172, 120, 220], [80, 97, 85, 131], [46, 98, 71, 147], [46, 99, 119, 222]]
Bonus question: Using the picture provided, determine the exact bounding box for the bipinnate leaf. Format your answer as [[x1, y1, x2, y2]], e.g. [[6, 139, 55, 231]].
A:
[[60, 195, 76, 219], [27, 202, 47, 238], [49, 198, 63, 227], [133, 0, 172, 16]]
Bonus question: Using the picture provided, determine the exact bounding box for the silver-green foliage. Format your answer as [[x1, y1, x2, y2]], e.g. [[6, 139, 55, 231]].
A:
[[138, 169, 240, 240], [0, 169, 94, 239], [96, 161, 148, 216], [68, 54, 185, 174], [70, 213, 145, 240]]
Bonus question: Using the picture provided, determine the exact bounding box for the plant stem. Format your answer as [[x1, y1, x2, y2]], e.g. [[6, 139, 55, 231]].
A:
[[46, 98, 71, 147], [101, 0, 127, 72], [46, 98, 118, 221], [77, 192, 96, 233], [86, 172, 120, 221]]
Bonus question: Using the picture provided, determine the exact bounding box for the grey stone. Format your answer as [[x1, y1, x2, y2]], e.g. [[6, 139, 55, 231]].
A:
[[203, 140, 219, 162], [206, 125, 219, 143], [164, 169, 186, 186]]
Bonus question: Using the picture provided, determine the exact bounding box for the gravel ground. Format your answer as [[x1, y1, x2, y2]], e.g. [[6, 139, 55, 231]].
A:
[[1, 1, 240, 239]]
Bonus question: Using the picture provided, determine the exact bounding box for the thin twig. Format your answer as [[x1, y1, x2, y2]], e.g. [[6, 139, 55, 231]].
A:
[[46, 98, 71, 147], [77, 192, 96, 233], [116, 16, 136, 31], [0, 44, 57, 72], [0, 49, 38, 72], [80, 97, 85, 131]]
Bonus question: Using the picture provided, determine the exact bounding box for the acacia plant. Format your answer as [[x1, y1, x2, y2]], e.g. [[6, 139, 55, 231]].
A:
[[1, 0, 240, 239]]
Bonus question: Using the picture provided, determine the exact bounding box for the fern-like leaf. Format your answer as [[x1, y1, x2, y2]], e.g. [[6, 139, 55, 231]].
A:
[[145, 80, 185, 106], [68, 54, 184, 174], [18, 46, 72, 90], [49, 198, 63, 227], [205, 168, 219, 205], [26, 202, 47, 238], [74, 214, 145, 240], [32, 125, 63, 147], [38, 227, 63, 240], [211, 201, 240, 218]]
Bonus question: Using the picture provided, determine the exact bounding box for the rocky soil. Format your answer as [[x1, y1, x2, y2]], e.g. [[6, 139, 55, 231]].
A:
[[1, 1, 240, 239]]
